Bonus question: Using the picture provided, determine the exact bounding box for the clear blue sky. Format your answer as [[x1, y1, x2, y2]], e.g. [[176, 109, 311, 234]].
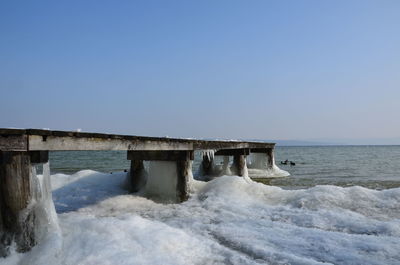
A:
[[1, 0, 399, 142]]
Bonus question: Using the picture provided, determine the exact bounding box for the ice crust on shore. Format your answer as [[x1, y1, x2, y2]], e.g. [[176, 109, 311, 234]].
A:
[[247, 153, 290, 178], [3, 170, 400, 265]]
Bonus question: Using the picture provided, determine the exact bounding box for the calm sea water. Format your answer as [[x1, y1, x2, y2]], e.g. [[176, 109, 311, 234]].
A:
[[48, 145, 400, 190]]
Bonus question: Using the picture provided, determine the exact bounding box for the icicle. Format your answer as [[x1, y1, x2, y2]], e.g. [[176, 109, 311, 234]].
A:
[[201, 150, 215, 160]]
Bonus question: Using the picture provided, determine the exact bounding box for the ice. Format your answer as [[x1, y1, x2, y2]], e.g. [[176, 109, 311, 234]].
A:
[[9, 162, 63, 265], [145, 161, 179, 202], [201, 149, 215, 161], [248, 153, 290, 178], [2, 169, 400, 265]]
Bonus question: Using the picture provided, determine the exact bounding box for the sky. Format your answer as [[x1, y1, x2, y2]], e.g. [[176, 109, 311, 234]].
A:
[[1, 0, 399, 143]]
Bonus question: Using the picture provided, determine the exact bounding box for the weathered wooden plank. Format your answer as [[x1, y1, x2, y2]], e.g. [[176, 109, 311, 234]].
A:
[[250, 148, 273, 153], [232, 154, 247, 177], [127, 150, 194, 161], [0, 152, 36, 254], [215, 148, 250, 156], [128, 160, 146, 192], [0, 128, 275, 151], [0, 135, 27, 151], [26, 129, 196, 143], [193, 141, 251, 150], [176, 159, 191, 202], [25, 129, 52, 136], [28, 135, 194, 151], [29, 151, 49, 164], [0, 129, 26, 135]]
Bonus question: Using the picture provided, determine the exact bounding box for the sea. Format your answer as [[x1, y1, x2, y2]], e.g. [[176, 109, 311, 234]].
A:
[[3, 145, 400, 265], [48, 145, 400, 190]]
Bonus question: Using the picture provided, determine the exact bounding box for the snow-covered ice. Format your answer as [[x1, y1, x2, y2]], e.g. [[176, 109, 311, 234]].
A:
[[2, 169, 400, 265], [247, 153, 290, 178]]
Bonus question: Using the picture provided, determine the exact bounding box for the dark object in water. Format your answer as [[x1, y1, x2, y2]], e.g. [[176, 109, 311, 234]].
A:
[[280, 159, 289, 165], [124, 169, 128, 172], [290, 161, 296, 166]]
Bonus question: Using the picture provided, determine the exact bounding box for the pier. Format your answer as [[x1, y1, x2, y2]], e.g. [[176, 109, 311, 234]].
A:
[[0, 128, 275, 254]]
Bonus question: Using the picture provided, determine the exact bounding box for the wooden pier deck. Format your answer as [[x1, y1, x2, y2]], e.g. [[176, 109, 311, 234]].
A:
[[0, 128, 275, 255], [0, 128, 274, 151]]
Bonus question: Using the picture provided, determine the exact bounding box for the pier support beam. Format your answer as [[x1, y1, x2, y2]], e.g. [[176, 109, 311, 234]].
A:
[[128, 160, 146, 193], [176, 159, 191, 202], [201, 153, 213, 176], [0, 151, 49, 256], [250, 148, 274, 169], [215, 149, 249, 177], [0, 152, 34, 255], [127, 150, 194, 202], [268, 148, 274, 168], [215, 148, 250, 157], [232, 154, 247, 177], [221, 156, 230, 175]]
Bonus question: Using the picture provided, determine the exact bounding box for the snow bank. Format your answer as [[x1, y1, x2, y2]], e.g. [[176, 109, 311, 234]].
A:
[[3, 170, 400, 265]]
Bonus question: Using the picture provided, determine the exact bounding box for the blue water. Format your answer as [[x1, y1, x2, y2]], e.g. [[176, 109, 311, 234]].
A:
[[48, 145, 400, 190], [272, 145, 400, 189]]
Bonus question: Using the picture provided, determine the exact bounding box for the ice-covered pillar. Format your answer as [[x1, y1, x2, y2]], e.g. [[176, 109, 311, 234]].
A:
[[201, 153, 213, 176], [250, 147, 275, 169], [0, 151, 48, 256], [215, 149, 249, 177], [0, 151, 35, 255], [267, 148, 274, 169], [222, 156, 230, 175], [127, 150, 194, 203], [128, 160, 146, 192], [233, 154, 247, 177], [176, 157, 192, 202]]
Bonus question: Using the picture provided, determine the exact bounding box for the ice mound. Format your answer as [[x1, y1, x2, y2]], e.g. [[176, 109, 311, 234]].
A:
[[3, 171, 400, 265], [247, 166, 290, 178], [247, 153, 290, 178]]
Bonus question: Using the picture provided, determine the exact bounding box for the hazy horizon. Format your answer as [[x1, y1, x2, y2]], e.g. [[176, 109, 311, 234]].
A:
[[1, 1, 399, 142]]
